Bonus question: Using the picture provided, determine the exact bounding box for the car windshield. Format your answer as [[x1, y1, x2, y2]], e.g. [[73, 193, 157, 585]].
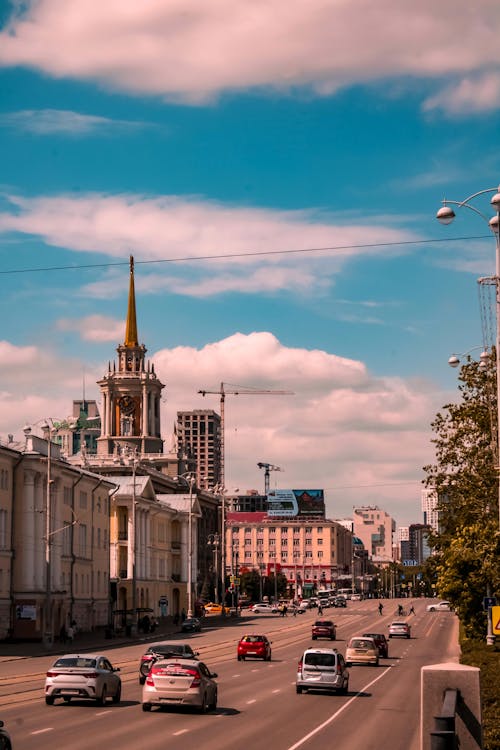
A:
[[242, 636, 264, 643], [304, 653, 336, 667], [350, 639, 374, 649], [315, 621, 333, 626], [148, 644, 191, 656], [54, 657, 97, 668]]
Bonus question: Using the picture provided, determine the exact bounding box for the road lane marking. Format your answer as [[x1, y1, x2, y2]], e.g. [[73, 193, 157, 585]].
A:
[[272, 689, 281, 693], [286, 665, 393, 750], [247, 699, 257, 704], [173, 729, 189, 736], [32, 728, 53, 735]]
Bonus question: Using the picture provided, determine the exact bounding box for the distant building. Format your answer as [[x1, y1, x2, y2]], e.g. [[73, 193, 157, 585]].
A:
[[352, 505, 395, 562], [176, 410, 221, 491], [421, 488, 440, 533]]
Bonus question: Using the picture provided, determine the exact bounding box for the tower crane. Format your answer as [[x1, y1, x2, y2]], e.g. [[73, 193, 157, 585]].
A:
[[257, 462, 283, 495], [198, 382, 294, 490]]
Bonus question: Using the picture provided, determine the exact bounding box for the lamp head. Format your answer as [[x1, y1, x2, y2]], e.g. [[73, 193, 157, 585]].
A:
[[448, 355, 460, 368], [489, 214, 499, 234], [490, 191, 500, 211], [436, 205, 455, 225]]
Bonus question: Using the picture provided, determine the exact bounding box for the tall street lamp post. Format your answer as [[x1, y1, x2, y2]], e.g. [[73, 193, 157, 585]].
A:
[[437, 185, 500, 646], [207, 534, 220, 604], [175, 473, 196, 617]]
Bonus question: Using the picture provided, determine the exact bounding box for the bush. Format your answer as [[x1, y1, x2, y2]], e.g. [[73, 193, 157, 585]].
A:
[[460, 636, 500, 750]]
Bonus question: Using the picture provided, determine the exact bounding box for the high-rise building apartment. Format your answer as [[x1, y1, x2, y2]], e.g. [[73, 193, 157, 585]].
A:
[[176, 410, 221, 490], [352, 505, 395, 562], [421, 488, 440, 533]]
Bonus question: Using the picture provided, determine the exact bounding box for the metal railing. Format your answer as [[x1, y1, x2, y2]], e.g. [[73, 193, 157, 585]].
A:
[[430, 689, 459, 750]]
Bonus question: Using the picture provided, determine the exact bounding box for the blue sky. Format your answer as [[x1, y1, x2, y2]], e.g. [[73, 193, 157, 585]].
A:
[[1, 0, 500, 525]]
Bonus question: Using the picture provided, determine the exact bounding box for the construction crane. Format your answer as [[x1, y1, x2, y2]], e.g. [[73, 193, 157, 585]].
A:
[[198, 382, 294, 490], [257, 462, 283, 495]]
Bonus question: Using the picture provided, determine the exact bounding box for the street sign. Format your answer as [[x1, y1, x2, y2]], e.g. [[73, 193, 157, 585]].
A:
[[483, 596, 497, 610], [492, 606, 500, 636]]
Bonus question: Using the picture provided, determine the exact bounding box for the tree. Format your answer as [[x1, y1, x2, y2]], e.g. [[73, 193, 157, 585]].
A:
[[423, 355, 500, 638]]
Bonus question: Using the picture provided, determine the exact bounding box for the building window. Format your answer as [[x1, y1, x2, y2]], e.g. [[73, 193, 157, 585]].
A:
[[79, 491, 88, 510], [318, 551, 323, 558], [0, 509, 7, 549], [317, 538, 323, 545], [63, 486, 72, 506], [62, 522, 71, 556], [293, 539, 300, 546], [79, 524, 87, 557]]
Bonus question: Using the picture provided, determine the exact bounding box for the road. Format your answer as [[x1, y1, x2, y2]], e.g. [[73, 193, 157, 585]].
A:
[[0, 600, 459, 750]]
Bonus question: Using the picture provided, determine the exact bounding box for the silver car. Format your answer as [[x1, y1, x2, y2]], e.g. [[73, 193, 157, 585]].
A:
[[142, 658, 218, 713], [45, 653, 121, 705], [296, 648, 349, 694]]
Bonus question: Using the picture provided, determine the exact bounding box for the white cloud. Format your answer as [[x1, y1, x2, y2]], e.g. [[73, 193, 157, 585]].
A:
[[424, 72, 500, 115], [0, 109, 149, 135], [56, 315, 124, 342], [0, 330, 443, 524], [0, 1, 499, 111], [0, 192, 417, 297]]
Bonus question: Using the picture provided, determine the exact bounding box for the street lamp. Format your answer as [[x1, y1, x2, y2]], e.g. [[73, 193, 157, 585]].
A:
[[175, 473, 196, 617], [437, 185, 500, 645], [207, 533, 220, 604], [124, 448, 140, 635]]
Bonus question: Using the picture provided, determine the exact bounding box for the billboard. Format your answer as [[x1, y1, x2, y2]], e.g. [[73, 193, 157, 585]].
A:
[[267, 489, 325, 518]]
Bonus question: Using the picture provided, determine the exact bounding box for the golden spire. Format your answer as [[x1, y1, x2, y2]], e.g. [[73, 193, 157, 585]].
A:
[[124, 255, 138, 347]]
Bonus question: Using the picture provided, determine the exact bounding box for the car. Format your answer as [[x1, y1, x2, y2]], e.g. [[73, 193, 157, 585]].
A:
[[350, 593, 362, 601], [44, 653, 121, 706], [181, 617, 202, 633], [250, 603, 279, 614], [139, 641, 199, 684], [296, 648, 349, 694], [388, 621, 411, 638], [362, 632, 389, 658], [297, 600, 311, 611], [333, 596, 347, 608], [0, 721, 12, 750], [204, 603, 230, 615], [312, 619, 337, 640], [345, 636, 379, 666], [237, 634, 272, 661], [142, 657, 218, 713], [426, 600, 452, 612]]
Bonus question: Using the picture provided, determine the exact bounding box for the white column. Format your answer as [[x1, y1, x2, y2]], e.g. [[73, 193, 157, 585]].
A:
[[51, 480, 61, 590], [181, 521, 188, 582], [34, 475, 45, 590], [22, 471, 37, 590], [142, 386, 148, 436]]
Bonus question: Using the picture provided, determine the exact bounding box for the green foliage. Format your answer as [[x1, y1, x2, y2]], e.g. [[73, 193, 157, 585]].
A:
[[460, 636, 500, 750], [423, 356, 500, 638]]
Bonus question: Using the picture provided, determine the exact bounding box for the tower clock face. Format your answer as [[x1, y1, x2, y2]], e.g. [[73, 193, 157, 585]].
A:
[[118, 395, 135, 415]]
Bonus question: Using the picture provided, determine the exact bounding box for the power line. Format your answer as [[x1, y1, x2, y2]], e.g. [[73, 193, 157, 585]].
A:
[[0, 234, 490, 276]]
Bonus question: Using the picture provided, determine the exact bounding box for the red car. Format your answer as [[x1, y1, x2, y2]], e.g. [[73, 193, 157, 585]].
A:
[[237, 634, 272, 661], [312, 619, 337, 640]]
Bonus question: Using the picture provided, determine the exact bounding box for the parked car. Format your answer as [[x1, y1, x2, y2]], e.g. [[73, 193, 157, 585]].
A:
[[142, 658, 218, 713], [388, 621, 411, 638], [0, 721, 12, 750], [296, 648, 349, 694], [350, 593, 362, 601], [45, 653, 121, 705], [237, 634, 272, 661], [426, 600, 452, 612], [250, 603, 279, 614], [312, 619, 337, 641], [181, 617, 202, 633], [362, 632, 389, 658], [204, 603, 230, 615], [333, 596, 347, 608], [345, 636, 379, 666], [139, 641, 199, 684]]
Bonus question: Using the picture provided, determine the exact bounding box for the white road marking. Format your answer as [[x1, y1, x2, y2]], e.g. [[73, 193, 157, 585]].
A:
[[272, 689, 281, 693], [173, 729, 189, 736], [286, 666, 393, 750], [32, 728, 53, 735], [247, 699, 257, 704], [95, 711, 109, 716]]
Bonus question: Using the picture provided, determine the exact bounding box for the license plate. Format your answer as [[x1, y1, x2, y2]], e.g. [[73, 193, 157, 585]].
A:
[[64, 689, 80, 694], [247, 651, 257, 655]]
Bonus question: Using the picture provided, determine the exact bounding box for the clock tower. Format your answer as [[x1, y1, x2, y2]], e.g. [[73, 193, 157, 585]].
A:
[[97, 256, 165, 456]]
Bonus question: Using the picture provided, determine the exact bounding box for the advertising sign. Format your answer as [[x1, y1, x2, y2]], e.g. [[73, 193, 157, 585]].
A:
[[267, 489, 325, 518]]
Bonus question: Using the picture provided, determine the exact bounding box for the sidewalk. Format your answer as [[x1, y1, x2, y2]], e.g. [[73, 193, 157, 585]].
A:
[[0, 613, 242, 663]]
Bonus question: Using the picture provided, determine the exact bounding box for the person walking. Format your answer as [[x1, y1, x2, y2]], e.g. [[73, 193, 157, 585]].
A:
[[67, 624, 74, 645], [397, 604, 404, 617], [318, 603, 323, 616], [409, 604, 416, 615], [378, 602, 384, 615]]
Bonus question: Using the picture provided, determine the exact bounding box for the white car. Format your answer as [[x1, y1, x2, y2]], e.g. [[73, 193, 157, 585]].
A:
[[250, 603, 279, 614], [426, 600, 452, 612], [45, 653, 121, 705]]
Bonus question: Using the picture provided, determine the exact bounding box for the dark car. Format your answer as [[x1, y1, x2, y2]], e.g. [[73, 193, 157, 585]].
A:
[[0, 721, 12, 750], [362, 632, 389, 658], [139, 641, 199, 684], [333, 596, 347, 608], [237, 634, 272, 661], [312, 619, 337, 640], [181, 617, 202, 633]]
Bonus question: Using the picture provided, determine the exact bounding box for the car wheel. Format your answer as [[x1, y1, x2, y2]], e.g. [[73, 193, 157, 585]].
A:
[[341, 680, 349, 695], [237, 654, 242, 661], [97, 687, 107, 706], [210, 690, 218, 711], [199, 693, 209, 714], [374, 659, 379, 667], [296, 686, 303, 694], [142, 703, 152, 712], [406, 634, 410, 639], [45, 696, 55, 706], [267, 652, 272, 661], [139, 676, 146, 685], [112, 684, 121, 704], [312, 636, 317, 640]]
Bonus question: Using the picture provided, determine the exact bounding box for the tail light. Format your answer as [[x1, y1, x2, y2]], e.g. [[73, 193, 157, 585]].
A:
[[297, 659, 303, 676], [46, 670, 98, 678], [188, 669, 201, 687], [336, 662, 342, 674], [146, 675, 155, 686]]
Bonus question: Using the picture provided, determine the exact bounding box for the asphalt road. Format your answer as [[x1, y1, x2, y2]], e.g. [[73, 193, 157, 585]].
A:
[[0, 600, 459, 750]]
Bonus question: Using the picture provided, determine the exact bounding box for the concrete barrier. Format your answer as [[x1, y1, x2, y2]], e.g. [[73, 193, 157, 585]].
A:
[[421, 663, 482, 750]]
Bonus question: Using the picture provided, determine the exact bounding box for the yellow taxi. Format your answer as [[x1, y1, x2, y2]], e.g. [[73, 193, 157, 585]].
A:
[[204, 603, 230, 615]]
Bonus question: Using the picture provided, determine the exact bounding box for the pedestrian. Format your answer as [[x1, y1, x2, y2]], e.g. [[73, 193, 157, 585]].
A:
[[67, 624, 74, 645], [283, 604, 288, 617], [318, 604, 323, 616], [181, 608, 186, 622], [409, 604, 416, 615], [378, 602, 383, 615], [59, 624, 67, 644], [292, 606, 297, 617], [173, 612, 180, 626], [398, 604, 404, 616]]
